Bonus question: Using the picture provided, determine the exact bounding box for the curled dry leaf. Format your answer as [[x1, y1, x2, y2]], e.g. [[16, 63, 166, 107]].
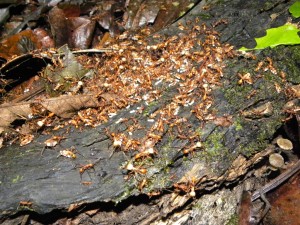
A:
[[44, 136, 65, 147], [67, 202, 83, 213], [68, 17, 96, 49], [0, 94, 99, 128], [33, 28, 54, 49], [59, 149, 76, 159], [241, 102, 273, 119], [40, 94, 99, 118], [0, 102, 32, 127], [129, 0, 161, 29], [85, 209, 99, 216], [48, 6, 69, 47], [0, 30, 42, 60], [152, 0, 199, 32]]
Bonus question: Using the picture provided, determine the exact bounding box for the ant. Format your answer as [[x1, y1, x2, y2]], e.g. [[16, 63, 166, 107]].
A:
[[18, 201, 33, 210], [174, 176, 198, 197], [57, 146, 78, 159], [40, 135, 66, 155], [138, 178, 147, 191], [79, 163, 95, 175], [237, 73, 252, 85], [134, 147, 157, 160], [182, 141, 203, 155], [124, 161, 147, 180], [19, 201, 33, 207], [147, 191, 161, 198], [78, 157, 103, 179], [81, 181, 92, 186], [105, 128, 128, 157]]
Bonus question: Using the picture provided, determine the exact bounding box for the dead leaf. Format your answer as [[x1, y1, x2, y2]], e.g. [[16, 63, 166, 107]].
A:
[[68, 17, 96, 49], [268, 172, 300, 225], [33, 28, 54, 49], [97, 11, 114, 30], [94, 1, 124, 37], [242, 102, 273, 119], [0, 94, 98, 128], [45, 45, 90, 83], [123, 0, 144, 29], [152, 0, 200, 32], [0, 30, 41, 60], [85, 209, 99, 216], [48, 6, 69, 47], [68, 202, 83, 212], [0, 102, 32, 127], [100, 92, 120, 102], [130, 0, 162, 29], [19, 124, 33, 135], [238, 191, 252, 225], [40, 94, 99, 118], [59, 4, 81, 18]]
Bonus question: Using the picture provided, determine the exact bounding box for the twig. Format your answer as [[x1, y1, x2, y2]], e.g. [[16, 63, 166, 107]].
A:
[[251, 159, 300, 201], [21, 214, 30, 225], [72, 48, 116, 54]]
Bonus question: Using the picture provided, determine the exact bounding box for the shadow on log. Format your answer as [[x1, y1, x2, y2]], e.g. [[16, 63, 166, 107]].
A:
[[1, 0, 299, 224]]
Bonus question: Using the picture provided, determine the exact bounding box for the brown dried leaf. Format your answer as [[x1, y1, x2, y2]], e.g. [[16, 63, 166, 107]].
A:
[[238, 191, 252, 225], [124, 0, 200, 31], [68, 202, 83, 212], [100, 92, 120, 102], [268, 171, 300, 225], [97, 11, 114, 30], [85, 209, 99, 216], [33, 28, 54, 49], [0, 94, 99, 128], [59, 4, 81, 18], [0, 102, 32, 127], [48, 6, 69, 47], [130, 0, 162, 29], [40, 94, 99, 118], [68, 17, 96, 49], [123, 0, 144, 29], [94, 1, 124, 37], [241, 102, 273, 119], [152, 0, 199, 32], [0, 30, 41, 60]]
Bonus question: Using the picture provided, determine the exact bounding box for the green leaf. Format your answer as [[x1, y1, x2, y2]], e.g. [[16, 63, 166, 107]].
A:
[[239, 23, 300, 51], [289, 1, 300, 18]]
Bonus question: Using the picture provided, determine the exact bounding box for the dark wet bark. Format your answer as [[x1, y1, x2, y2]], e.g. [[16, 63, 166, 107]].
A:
[[1, 0, 299, 224]]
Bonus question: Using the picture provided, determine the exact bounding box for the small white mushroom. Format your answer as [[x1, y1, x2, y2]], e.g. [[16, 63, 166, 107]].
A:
[[269, 153, 284, 169], [276, 138, 293, 151]]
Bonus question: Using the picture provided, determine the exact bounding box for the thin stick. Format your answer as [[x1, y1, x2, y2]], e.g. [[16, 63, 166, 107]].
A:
[[252, 159, 300, 201]]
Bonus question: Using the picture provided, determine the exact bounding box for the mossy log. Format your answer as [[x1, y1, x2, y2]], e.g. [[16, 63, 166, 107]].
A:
[[0, 0, 299, 224]]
